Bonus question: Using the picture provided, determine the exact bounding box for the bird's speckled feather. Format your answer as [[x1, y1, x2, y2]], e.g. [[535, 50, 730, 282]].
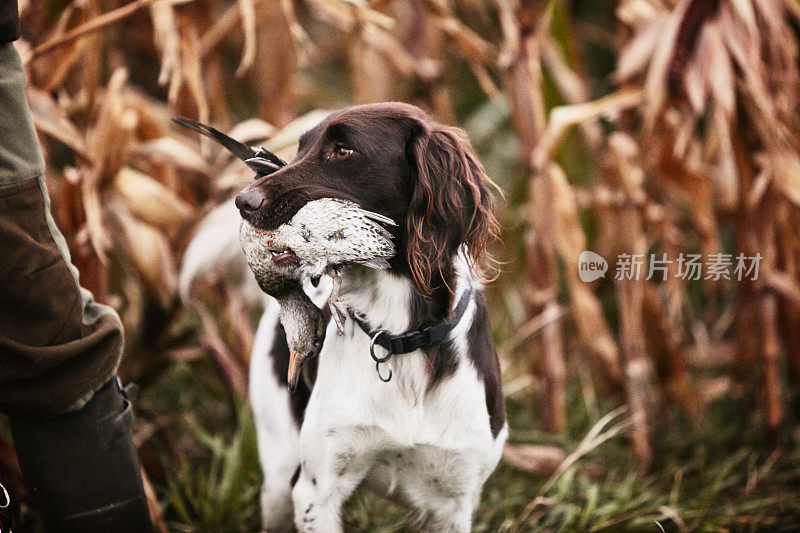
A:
[[242, 198, 395, 279], [239, 198, 397, 389]]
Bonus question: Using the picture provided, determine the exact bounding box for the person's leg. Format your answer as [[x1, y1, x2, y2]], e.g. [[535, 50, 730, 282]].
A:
[[8, 380, 153, 533], [0, 42, 153, 532]]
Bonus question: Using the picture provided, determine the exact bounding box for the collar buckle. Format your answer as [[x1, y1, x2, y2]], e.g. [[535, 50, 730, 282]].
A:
[[392, 329, 430, 354]]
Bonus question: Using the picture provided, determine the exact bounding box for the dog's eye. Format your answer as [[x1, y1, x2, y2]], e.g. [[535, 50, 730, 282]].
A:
[[332, 145, 354, 160]]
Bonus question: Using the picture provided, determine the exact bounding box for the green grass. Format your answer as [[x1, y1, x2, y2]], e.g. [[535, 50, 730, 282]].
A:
[[160, 405, 262, 532], [8, 355, 800, 531], [140, 358, 800, 532]]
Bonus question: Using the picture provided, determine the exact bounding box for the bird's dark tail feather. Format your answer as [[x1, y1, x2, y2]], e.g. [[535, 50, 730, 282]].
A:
[[171, 116, 286, 175]]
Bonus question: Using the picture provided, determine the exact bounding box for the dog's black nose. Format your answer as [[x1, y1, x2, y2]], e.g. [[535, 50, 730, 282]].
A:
[[235, 187, 266, 220]]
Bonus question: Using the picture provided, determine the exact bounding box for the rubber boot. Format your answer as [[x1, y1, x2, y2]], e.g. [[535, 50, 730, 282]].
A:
[[8, 378, 154, 533]]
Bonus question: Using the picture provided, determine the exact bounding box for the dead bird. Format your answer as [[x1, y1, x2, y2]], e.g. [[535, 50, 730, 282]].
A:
[[272, 197, 396, 277], [262, 198, 396, 330], [240, 222, 324, 391], [239, 198, 396, 389], [173, 117, 397, 388]]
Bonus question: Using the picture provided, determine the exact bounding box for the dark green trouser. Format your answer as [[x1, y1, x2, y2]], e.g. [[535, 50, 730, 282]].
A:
[[0, 42, 122, 418]]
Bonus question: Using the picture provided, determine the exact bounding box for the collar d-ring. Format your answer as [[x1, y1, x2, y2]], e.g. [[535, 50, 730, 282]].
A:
[[375, 360, 393, 382], [0, 482, 9, 509], [369, 331, 393, 364]]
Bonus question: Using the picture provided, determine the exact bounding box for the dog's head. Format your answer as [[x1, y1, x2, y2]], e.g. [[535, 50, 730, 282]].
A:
[[235, 102, 497, 294]]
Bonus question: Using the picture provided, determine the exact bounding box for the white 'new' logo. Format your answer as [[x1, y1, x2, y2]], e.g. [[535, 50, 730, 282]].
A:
[[578, 251, 608, 282]]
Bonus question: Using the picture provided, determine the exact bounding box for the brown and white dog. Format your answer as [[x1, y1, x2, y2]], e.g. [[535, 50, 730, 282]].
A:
[[183, 102, 506, 532]]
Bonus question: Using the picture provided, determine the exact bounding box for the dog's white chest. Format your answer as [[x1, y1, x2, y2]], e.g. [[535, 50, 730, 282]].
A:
[[296, 304, 504, 500]]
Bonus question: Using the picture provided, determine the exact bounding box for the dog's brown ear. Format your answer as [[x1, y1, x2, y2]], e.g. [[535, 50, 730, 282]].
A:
[[406, 123, 496, 294]]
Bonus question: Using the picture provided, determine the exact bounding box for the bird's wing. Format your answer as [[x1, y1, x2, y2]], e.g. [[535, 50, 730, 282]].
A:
[[172, 117, 256, 162], [369, 221, 395, 241], [347, 207, 396, 241]]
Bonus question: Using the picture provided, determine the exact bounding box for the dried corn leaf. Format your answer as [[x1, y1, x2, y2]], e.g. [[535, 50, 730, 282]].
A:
[[150, 1, 180, 87], [109, 199, 178, 308], [769, 152, 800, 208], [86, 68, 136, 185], [263, 109, 333, 153], [549, 163, 622, 383], [616, 0, 658, 26], [640, 0, 687, 132], [80, 167, 112, 263], [114, 166, 194, 230], [228, 118, 276, 145], [615, 17, 661, 81], [130, 137, 211, 174], [235, 0, 257, 78], [502, 443, 566, 477], [27, 88, 91, 161], [280, 0, 315, 66], [703, 24, 735, 118], [532, 89, 642, 171], [709, 107, 739, 210], [169, 17, 209, 130]]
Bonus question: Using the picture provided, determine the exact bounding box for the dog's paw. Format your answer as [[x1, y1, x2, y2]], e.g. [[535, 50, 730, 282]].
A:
[[294, 501, 319, 532]]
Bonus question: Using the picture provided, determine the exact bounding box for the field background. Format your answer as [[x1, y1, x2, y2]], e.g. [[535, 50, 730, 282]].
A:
[[2, 0, 800, 531]]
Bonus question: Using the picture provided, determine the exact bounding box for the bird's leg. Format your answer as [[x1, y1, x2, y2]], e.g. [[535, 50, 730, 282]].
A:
[[327, 268, 346, 334]]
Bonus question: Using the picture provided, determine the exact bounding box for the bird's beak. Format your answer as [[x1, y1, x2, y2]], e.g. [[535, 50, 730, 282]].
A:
[[287, 350, 303, 392]]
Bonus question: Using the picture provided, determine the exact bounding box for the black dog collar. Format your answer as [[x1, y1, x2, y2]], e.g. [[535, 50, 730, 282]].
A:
[[348, 287, 474, 382]]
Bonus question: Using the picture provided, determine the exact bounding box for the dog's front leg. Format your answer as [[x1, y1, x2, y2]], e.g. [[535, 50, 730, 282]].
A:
[[292, 428, 381, 533], [419, 495, 474, 533]]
